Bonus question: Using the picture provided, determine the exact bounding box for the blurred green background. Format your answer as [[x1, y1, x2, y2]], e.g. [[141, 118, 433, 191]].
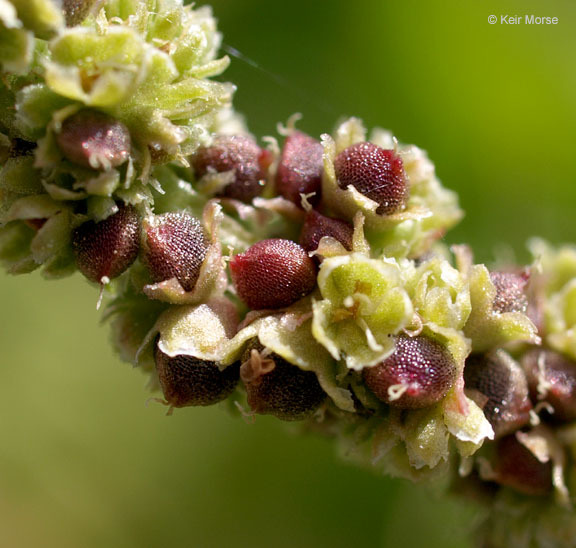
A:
[[0, 1, 575, 546]]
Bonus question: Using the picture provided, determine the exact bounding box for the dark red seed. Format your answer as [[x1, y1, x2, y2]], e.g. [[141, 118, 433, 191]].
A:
[[62, 0, 97, 26], [192, 135, 268, 202], [240, 347, 326, 421], [464, 352, 532, 438], [57, 110, 131, 170], [275, 131, 323, 207], [72, 205, 140, 284], [299, 209, 354, 256], [142, 212, 209, 292], [493, 434, 553, 496], [229, 238, 317, 310], [154, 344, 239, 408], [333, 142, 408, 215], [490, 270, 529, 314], [522, 348, 576, 422], [363, 335, 456, 409]]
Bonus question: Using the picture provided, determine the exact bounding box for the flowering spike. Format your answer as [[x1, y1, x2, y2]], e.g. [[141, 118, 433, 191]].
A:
[[142, 212, 209, 292], [240, 347, 326, 421], [72, 205, 140, 284], [229, 238, 317, 310], [56, 110, 131, 170], [192, 135, 269, 202], [275, 131, 323, 206], [334, 142, 408, 215], [362, 335, 457, 408], [154, 344, 239, 408], [2, 3, 576, 541]]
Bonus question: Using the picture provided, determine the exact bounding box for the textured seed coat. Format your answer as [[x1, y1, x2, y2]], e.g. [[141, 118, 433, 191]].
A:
[[240, 348, 326, 421], [276, 131, 323, 206], [299, 209, 354, 255], [464, 352, 532, 437], [230, 238, 317, 310], [192, 134, 269, 202], [154, 345, 239, 408], [142, 212, 209, 292], [334, 142, 408, 215], [72, 205, 140, 284], [490, 271, 529, 313], [57, 110, 131, 170], [363, 335, 456, 408]]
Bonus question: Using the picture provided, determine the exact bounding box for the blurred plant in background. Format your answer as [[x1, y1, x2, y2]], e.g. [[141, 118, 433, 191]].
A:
[[1, 1, 575, 547]]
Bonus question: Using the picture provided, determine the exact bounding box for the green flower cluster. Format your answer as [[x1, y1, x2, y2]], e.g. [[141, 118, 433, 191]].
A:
[[1, 2, 576, 547], [0, 0, 233, 277]]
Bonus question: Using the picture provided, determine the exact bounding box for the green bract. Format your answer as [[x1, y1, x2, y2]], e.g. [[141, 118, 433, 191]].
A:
[[464, 263, 539, 352], [222, 305, 355, 413], [400, 389, 493, 470], [10, 0, 63, 40], [0, 0, 234, 277], [407, 257, 470, 331], [530, 239, 576, 360], [139, 297, 239, 365], [36, 2, 232, 172], [0, 192, 77, 276], [104, 286, 169, 371], [0, 0, 33, 74], [0, 0, 63, 74], [312, 253, 413, 370], [405, 255, 471, 368], [333, 385, 493, 479]]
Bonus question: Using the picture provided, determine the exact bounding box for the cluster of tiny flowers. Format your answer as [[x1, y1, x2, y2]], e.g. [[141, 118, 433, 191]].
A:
[[1, 2, 576, 546]]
